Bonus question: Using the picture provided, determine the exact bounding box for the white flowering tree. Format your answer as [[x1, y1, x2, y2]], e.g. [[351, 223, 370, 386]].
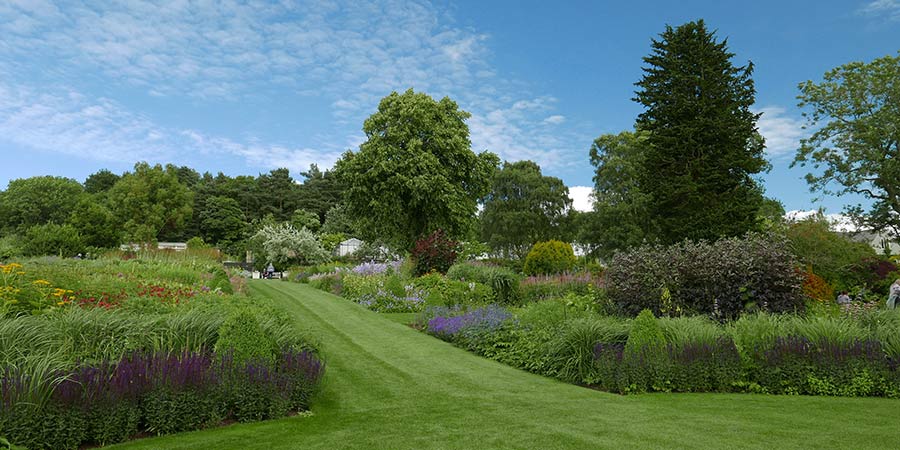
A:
[[249, 223, 330, 268]]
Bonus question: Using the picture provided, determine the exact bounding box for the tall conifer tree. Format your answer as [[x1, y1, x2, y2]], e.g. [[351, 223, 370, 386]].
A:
[[634, 20, 767, 244]]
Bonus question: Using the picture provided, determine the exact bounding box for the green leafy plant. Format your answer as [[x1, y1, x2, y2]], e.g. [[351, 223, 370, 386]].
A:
[[523, 240, 576, 276], [620, 309, 669, 393], [214, 309, 277, 366]]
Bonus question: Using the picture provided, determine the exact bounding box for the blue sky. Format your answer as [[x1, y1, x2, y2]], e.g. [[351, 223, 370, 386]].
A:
[[0, 0, 898, 214]]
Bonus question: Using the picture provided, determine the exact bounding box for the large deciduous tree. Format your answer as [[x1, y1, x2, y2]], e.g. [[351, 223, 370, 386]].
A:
[[584, 130, 655, 258], [335, 89, 499, 250], [107, 162, 193, 243], [83, 169, 120, 194], [793, 52, 900, 236], [199, 196, 247, 245], [67, 197, 120, 248], [480, 160, 571, 259], [0, 176, 84, 234], [634, 20, 768, 244]]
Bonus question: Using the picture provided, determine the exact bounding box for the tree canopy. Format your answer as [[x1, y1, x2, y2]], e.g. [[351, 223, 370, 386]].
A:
[[793, 52, 900, 236], [107, 162, 193, 243], [199, 196, 247, 246], [634, 19, 768, 244], [0, 176, 84, 234], [480, 160, 571, 259], [335, 89, 499, 251], [584, 130, 654, 258]]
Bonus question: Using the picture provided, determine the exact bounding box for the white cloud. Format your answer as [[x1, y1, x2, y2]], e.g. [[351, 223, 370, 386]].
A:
[[568, 186, 595, 212], [859, 0, 900, 20], [542, 115, 566, 125], [785, 209, 857, 232], [0, 84, 172, 162], [0, 83, 341, 174], [467, 96, 586, 169], [755, 106, 807, 159], [0, 0, 493, 103], [0, 0, 579, 172]]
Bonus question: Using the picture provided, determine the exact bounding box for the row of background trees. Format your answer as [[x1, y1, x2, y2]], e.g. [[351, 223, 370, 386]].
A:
[[1, 19, 896, 270]]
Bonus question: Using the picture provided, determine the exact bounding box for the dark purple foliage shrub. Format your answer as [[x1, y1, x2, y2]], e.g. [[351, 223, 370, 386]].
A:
[[606, 232, 804, 320], [412, 229, 459, 276]]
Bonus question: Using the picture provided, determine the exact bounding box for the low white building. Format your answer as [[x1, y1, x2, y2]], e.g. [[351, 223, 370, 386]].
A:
[[337, 238, 363, 257], [119, 242, 188, 252]]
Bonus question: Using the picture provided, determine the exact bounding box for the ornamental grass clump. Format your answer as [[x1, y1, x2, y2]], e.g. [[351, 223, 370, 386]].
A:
[[215, 309, 277, 366], [548, 317, 628, 384], [519, 272, 603, 304]]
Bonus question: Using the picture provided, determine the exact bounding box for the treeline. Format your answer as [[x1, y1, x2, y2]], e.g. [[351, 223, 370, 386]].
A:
[[0, 163, 349, 258]]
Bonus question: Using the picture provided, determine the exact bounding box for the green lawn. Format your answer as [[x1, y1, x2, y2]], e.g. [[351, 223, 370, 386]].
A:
[[113, 281, 899, 449]]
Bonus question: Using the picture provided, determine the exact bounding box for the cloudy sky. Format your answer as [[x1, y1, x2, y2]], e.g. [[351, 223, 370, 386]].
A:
[[1, 0, 898, 214]]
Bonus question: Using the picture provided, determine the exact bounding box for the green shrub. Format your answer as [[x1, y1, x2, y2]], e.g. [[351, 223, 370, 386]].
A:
[[22, 224, 84, 257], [186, 237, 210, 249], [214, 310, 277, 366], [523, 240, 576, 276], [446, 263, 521, 304], [209, 267, 234, 294], [787, 215, 878, 291], [620, 310, 669, 393], [0, 235, 23, 260], [86, 402, 140, 445], [0, 404, 86, 450], [142, 387, 221, 435]]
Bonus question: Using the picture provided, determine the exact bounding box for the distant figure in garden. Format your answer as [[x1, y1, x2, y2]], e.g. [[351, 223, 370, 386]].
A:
[[836, 291, 851, 306], [888, 279, 900, 309], [266, 263, 275, 279]]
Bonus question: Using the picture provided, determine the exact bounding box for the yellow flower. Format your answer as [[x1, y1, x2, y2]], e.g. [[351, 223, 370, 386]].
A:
[[33, 279, 51, 286], [1, 263, 23, 274]]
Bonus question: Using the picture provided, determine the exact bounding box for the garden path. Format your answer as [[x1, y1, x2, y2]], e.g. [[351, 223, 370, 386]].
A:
[[113, 281, 899, 450]]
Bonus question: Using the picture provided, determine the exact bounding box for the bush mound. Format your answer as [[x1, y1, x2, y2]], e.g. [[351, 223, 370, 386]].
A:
[[446, 262, 521, 304], [411, 229, 459, 276], [523, 240, 576, 276], [606, 232, 803, 319]]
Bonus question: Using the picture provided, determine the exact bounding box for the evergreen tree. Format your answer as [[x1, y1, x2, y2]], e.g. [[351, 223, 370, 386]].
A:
[[634, 20, 767, 244]]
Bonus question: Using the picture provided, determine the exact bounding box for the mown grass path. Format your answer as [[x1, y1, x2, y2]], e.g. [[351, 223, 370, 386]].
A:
[[114, 281, 899, 449]]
